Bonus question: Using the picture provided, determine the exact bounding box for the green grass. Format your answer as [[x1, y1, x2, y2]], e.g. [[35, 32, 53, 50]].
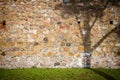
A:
[[0, 68, 120, 80]]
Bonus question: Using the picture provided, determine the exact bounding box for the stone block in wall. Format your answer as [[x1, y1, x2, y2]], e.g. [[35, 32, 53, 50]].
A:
[[15, 51, 23, 57], [33, 45, 42, 53], [63, 46, 70, 51], [60, 41, 65, 46], [61, 62, 67, 66], [116, 62, 120, 66], [60, 52, 67, 56], [0, 40, 7, 48], [74, 53, 81, 58], [49, 37, 56, 42], [0, 55, 3, 60], [97, 52, 103, 57], [74, 29, 80, 35], [47, 52, 54, 57], [17, 42, 26, 48], [45, 42, 54, 47], [68, 52, 74, 57], [0, 52, 6, 56], [78, 46, 84, 52], [71, 35, 82, 43], [11, 47, 20, 52], [6, 38, 12, 42], [42, 53, 47, 57], [71, 46, 78, 52], [7, 42, 15, 46], [25, 51, 34, 55], [31, 34, 38, 39], [8, 52, 15, 56]]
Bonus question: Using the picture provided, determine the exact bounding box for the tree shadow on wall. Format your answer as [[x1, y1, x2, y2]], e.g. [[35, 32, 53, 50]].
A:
[[92, 24, 120, 52], [54, 0, 120, 68]]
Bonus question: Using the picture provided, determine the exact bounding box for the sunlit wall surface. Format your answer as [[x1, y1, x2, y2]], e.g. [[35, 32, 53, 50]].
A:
[[0, 0, 120, 68]]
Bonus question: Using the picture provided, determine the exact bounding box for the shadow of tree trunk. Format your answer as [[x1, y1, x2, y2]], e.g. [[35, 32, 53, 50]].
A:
[[88, 68, 117, 80], [54, 0, 120, 68], [80, 0, 111, 68]]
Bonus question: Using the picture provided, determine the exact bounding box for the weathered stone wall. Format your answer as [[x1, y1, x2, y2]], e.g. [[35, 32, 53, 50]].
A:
[[0, 0, 120, 68]]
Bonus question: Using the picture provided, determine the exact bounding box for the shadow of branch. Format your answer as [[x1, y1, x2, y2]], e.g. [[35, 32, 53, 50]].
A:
[[91, 24, 120, 52], [90, 0, 110, 30]]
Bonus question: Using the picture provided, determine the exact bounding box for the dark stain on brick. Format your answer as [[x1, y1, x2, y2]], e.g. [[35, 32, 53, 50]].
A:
[[14, 0, 17, 2], [57, 21, 62, 25], [12, 47, 20, 51], [116, 62, 120, 66], [0, 20, 6, 29], [66, 43, 71, 47], [11, 56, 16, 58], [116, 51, 120, 56], [2, 20, 6, 26], [60, 41, 65, 46], [43, 37, 48, 42], [34, 42, 39, 46], [1, 52, 6, 56], [6, 38, 12, 42], [54, 62, 60, 66]]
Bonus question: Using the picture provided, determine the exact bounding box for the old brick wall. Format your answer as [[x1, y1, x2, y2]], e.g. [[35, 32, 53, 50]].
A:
[[0, 0, 120, 68]]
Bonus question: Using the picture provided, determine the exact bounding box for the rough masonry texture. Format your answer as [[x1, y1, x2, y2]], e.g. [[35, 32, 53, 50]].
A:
[[0, 0, 120, 68]]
